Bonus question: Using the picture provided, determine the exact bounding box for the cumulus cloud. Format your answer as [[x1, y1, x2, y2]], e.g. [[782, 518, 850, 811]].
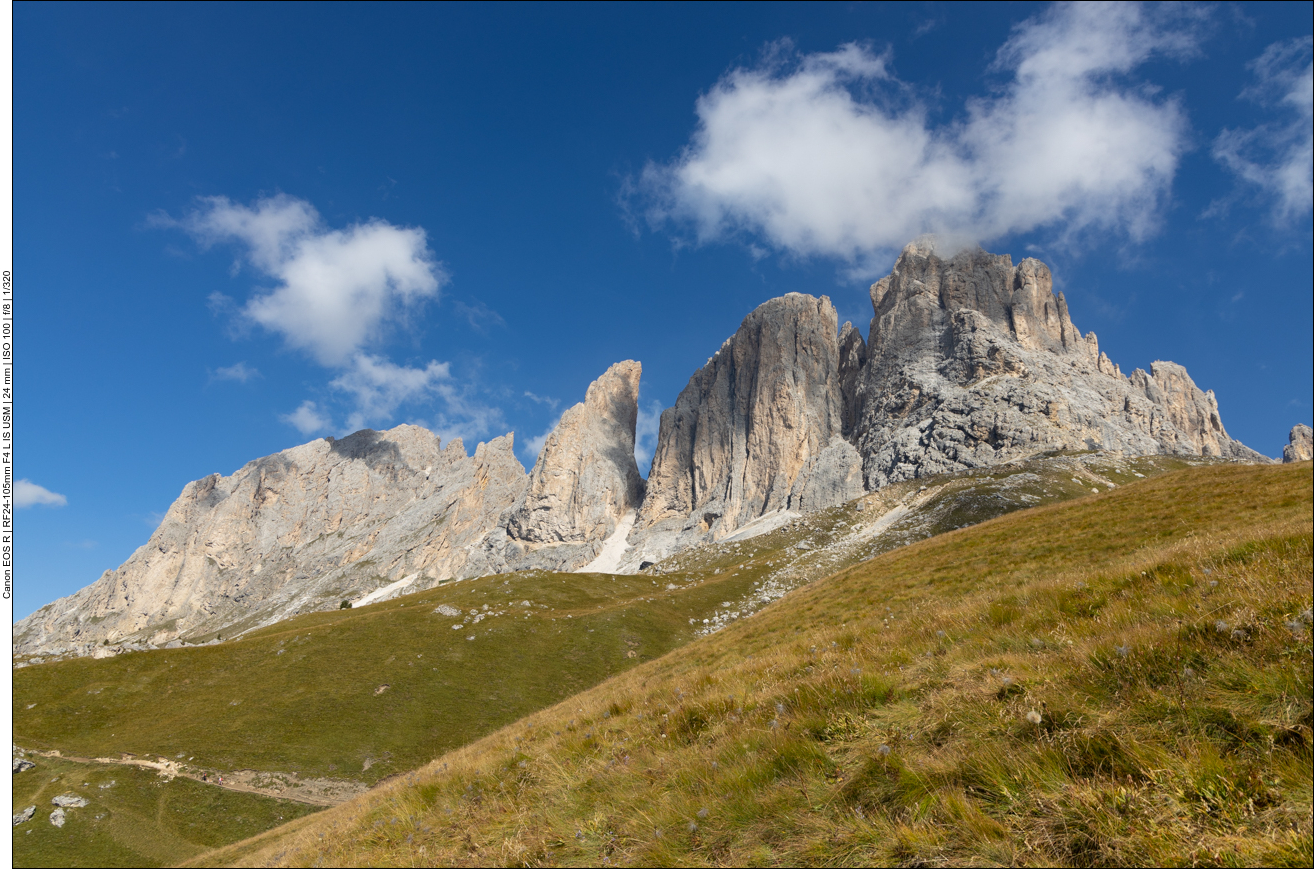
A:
[[281, 400, 333, 436], [1213, 37, 1313, 222], [641, 2, 1198, 267], [172, 194, 446, 365], [331, 354, 452, 433], [210, 361, 261, 383], [15, 479, 67, 508], [634, 400, 663, 475]]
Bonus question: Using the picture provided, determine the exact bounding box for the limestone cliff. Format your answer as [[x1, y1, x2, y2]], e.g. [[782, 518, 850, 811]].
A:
[[1284, 424, 1312, 462], [507, 361, 645, 544], [466, 361, 647, 573], [637, 294, 861, 546], [849, 240, 1266, 487], [13, 427, 528, 657]]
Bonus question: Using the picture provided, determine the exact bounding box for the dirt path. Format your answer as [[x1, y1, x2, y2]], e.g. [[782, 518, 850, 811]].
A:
[[18, 747, 367, 807]]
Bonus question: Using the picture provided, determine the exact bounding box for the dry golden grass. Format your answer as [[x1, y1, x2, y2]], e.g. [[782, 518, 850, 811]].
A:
[[199, 461, 1312, 867]]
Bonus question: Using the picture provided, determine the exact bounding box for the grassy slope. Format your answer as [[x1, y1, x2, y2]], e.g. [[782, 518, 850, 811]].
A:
[[12, 570, 730, 784], [11, 754, 320, 868], [214, 461, 1312, 867], [14, 452, 1178, 788]]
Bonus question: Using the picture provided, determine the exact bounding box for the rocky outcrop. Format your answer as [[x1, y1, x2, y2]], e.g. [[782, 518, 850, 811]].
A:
[[849, 240, 1266, 487], [637, 294, 859, 542], [13, 426, 528, 657], [507, 361, 645, 546], [1285, 424, 1313, 462], [459, 362, 648, 574], [614, 294, 865, 569]]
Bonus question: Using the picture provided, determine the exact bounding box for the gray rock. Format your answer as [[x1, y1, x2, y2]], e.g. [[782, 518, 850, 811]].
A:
[[12, 806, 34, 826], [788, 439, 864, 513], [1284, 424, 1312, 463], [51, 794, 88, 808], [12, 758, 34, 773], [13, 425, 528, 657], [49, 808, 65, 827], [508, 361, 644, 546], [639, 293, 847, 543], [849, 241, 1266, 488]]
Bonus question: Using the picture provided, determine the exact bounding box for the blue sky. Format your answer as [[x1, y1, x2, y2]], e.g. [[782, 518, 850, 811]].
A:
[[13, 2, 1312, 620]]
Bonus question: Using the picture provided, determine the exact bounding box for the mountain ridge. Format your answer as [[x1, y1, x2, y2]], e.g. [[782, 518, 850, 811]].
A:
[[14, 241, 1282, 659]]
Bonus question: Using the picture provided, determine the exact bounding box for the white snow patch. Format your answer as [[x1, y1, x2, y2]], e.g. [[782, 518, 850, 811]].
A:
[[721, 510, 800, 543], [578, 511, 636, 574], [353, 574, 419, 608]]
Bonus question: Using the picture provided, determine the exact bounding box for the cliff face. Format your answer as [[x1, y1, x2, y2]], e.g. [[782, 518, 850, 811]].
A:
[[847, 241, 1265, 488], [635, 294, 862, 549], [507, 360, 645, 545], [15, 241, 1271, 659], [1284, 425, 1313, 463], [15, 363, 650, 657], [13, 427, 528, 657]]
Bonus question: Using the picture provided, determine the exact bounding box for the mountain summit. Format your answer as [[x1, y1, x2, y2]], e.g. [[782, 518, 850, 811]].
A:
[[14, 242, 1269, 659]]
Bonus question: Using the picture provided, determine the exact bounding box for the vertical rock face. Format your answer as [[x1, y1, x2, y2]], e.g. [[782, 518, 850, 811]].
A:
[[1285, 424, 1313, 462], [507, 360, 645, 544], [638, 293, 860, 542], [850, 240, 1266, 488]]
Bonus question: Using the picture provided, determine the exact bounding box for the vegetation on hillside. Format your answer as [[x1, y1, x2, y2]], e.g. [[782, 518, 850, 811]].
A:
[[11, 754, 320, 869], [14, 453, 1183, 788], [204, 462, 1312, 867]]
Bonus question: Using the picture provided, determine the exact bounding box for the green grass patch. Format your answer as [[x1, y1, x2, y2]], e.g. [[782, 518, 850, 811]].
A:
[[11, 755, 321, 868]]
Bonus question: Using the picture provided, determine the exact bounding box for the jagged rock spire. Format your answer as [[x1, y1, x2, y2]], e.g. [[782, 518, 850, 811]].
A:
[[508, 360, 645, 545]]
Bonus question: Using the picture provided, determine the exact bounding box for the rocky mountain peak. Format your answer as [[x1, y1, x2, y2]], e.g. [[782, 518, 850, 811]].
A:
[[1284, 424, 1312, 463], [638, 293, 854, 541], [15, 240, 1273, 660], [507, 360, 645, 546], [850, 240, 1265, 489]]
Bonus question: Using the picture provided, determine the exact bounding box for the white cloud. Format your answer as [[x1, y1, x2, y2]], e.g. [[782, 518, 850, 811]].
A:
[[634, 399, 663, 475], [641, 3, 1198, 267], [211, 361, 261, 383], [281, 400, 333, 436], [423, 386, 509, 448], [331, 354, 451, 433], [523, 391, 560, 410], [1213, 37, 1313, 222], [15, 480, 67, 508], [174, 194, 446, 365], [165, 194, 512, 448]]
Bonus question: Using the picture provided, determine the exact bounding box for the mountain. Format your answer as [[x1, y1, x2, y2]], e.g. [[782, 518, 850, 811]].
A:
[[14, 242, 1272, 659]]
